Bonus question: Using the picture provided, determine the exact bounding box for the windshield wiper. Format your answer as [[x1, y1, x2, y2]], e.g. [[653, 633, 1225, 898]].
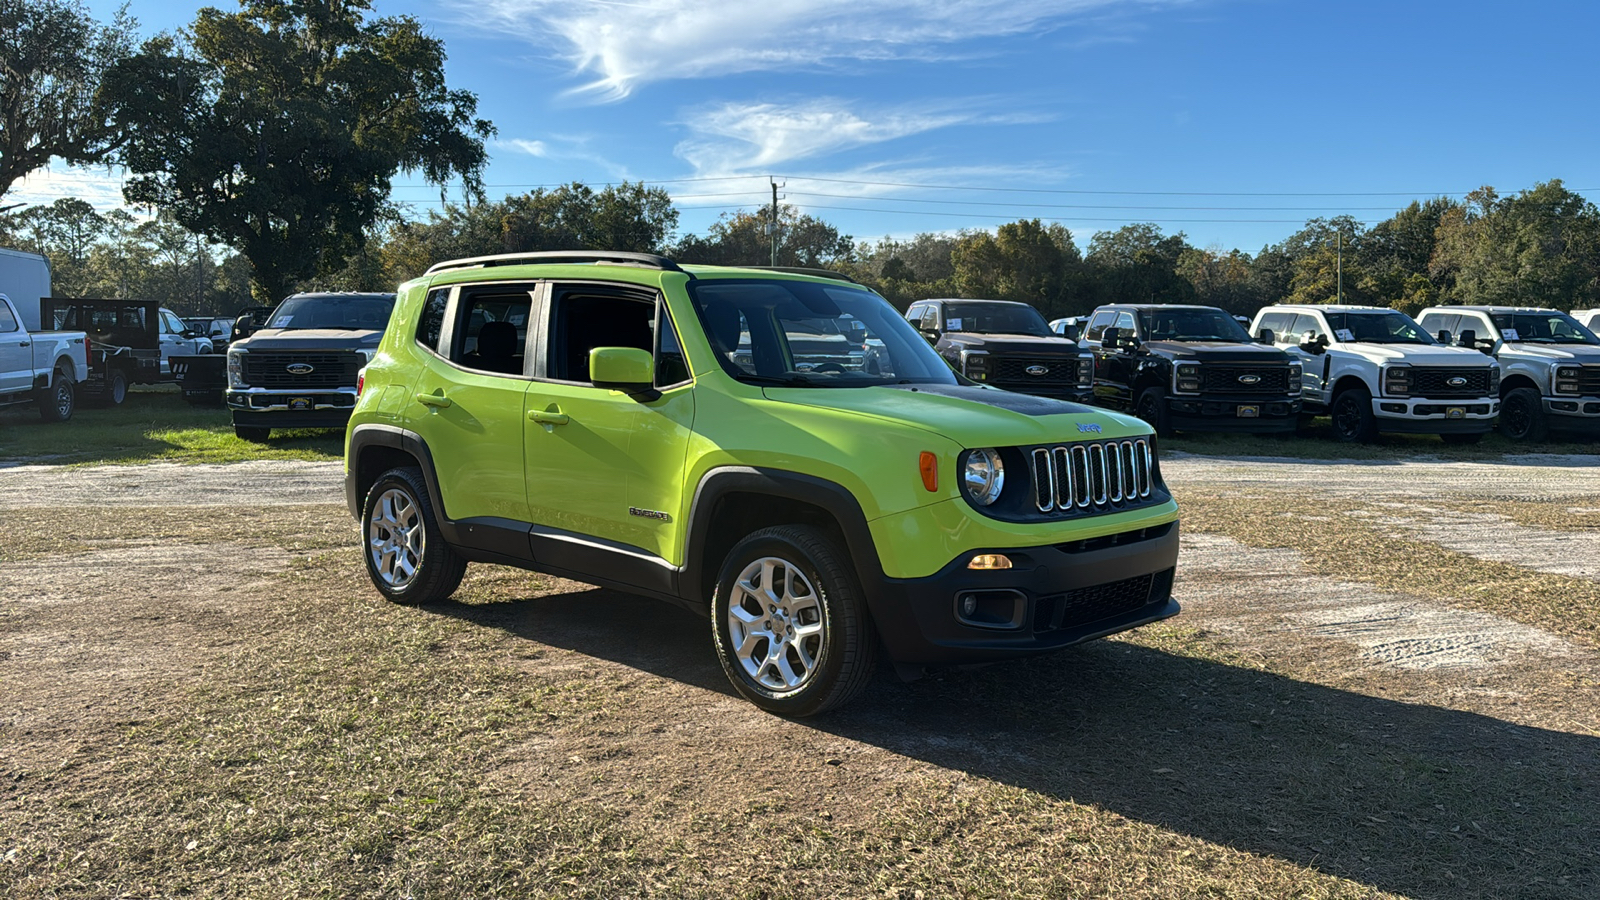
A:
[[740, 373, 815, 387]]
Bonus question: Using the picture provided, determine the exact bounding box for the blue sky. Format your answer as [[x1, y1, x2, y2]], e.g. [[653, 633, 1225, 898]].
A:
[[19, 0, 1600, 255]]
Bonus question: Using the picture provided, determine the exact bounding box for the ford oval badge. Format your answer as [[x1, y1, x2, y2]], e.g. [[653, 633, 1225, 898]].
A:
[[1026, 365, 1049, 376], [286, 363, 315, 375], [1237, 374, 1261, 385], [1077, 423, 1102, 434], [1447, 376, 1467, 387]]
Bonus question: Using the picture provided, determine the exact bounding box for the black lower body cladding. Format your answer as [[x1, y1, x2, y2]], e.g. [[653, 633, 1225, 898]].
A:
[[1165, 395, 1301, 433], [867, 521, 1181, 667]]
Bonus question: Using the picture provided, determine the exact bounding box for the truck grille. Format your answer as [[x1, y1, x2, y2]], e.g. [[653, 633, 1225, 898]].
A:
[[1030, 438, 1153, 514], [992, 356, 1079, 384], [1034, 568, 1174, 634], [1574, 366, 1600, 395], [1201, 364, 1290, 393], [243, 352, 362, 388], [1411, 367, 1490, 398]]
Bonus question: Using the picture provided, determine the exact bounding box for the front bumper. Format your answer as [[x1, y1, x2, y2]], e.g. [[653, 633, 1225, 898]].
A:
[[1372, 396, 1498, 434], [228, 387, 358, 429], [865, 521, 1181, 666], [1545, 396, 1600, 430], [1165, 394, 1301, 433]]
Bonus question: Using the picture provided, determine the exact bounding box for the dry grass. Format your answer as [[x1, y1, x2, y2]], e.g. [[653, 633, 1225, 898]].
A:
[[4, 504, 1597, 898]]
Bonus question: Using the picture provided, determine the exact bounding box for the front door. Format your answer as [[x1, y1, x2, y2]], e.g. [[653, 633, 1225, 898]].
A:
[[523, 283, 695, 567], [0, 299, 31, 393]]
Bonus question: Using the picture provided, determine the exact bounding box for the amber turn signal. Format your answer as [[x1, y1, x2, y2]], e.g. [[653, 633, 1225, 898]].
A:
[[919, 451, 938, 492]]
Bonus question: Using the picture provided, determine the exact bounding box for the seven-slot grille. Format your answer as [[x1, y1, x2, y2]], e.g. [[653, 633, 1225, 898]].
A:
[[1410, 367, 1491, 398], [1200, 364, 1291, 393], [242, 352, 363, 388], [1030, 438, 1153, 513], [992, 356, 1079, 384]]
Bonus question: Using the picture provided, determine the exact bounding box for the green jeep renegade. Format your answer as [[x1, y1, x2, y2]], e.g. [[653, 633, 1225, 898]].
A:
[[345, 252, 1180, 715]]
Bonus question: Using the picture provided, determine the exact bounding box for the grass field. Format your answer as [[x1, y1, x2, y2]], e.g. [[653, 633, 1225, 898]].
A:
[[0, 387, 344, 466]]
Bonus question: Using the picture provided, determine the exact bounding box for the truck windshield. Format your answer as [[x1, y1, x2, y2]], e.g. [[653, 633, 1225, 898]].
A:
[[943, 301, 1053, 337], [687, 279, 960, 388], [1491, 312, 1599, 344], [1138, 309, 1252, 342], [1324, 311, 1434, 345], [269, 295, 395, 330]]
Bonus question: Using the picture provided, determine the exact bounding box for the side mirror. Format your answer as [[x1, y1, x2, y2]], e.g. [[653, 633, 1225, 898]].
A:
[[1256, 328, 1276, 345], [589, 346, 656, 397], [181, 329, 197, 339], [1101, 326, 1121, 348], [1300, 333, 1328, 354], [1437, 329, 1452, 345], [1458, 329, 1487, 352]]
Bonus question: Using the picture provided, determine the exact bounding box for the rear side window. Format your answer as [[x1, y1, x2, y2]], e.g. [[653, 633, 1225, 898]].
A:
[[452, 288, 534, 376], [0, 302, 16, 332], [416, 288, 450, 353], [1418, 313, 1457, 338]]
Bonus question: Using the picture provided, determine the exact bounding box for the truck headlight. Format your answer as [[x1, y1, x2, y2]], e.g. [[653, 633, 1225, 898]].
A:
[[1384, 365, 1412, 397], [962, 448, 1006, 506], [1078, 353, 1094, 387], [1174, 363, 1201, 394], [1555, 366, 1579, 394], [959, 349, 989, 381], [1488, 365, 1501, 393], [227, 350, 247, 389], [1288, 362, 1303, 392]]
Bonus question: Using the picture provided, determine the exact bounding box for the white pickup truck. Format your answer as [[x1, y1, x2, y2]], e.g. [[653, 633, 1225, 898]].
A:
[[1419, 306, 1600, 441], [0, 293, 89, 422], [1251, 304, 1500, 444]]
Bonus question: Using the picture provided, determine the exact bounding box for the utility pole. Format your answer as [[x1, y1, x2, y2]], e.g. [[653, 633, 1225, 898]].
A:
[[770, 178, 780, 266], [1335, 229, 1343, 304]]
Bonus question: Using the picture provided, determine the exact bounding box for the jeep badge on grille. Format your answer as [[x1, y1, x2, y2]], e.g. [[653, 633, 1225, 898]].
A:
[[1026, 365, 1049, 376], [286, 363, 315, 375]]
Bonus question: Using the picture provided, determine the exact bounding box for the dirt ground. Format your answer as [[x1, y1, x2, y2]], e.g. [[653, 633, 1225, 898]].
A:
[[2, 454, 1597, 898]]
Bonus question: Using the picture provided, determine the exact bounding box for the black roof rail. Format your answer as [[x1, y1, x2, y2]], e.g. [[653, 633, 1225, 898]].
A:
[[739, 265, 861, 284], [425, 251, 686, 276]]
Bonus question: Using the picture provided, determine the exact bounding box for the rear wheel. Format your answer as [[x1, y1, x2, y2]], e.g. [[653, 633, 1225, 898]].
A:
[[711, 525, 878, 717], [1497, 387, 1548, 442], [361, 466, 467, 605], [1330, 387, 1377, 443], [38, 368, 74, 422], [234, 425, 271, 442], [1135, 386, 1174, 438], [100, 368, 129, 406]]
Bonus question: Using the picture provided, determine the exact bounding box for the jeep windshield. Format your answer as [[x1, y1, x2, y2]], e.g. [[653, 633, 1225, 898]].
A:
[[1491, 312, 1600, 344], [267, 294, 396, 331], [1138, 309, 1252, 342], [943, 301, 1053, 337], [688, 279, 959, 388], [1324, 311, 1434, 345]]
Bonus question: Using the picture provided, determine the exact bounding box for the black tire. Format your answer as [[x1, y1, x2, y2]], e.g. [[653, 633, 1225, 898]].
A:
[[38, 368, 74, 422], [1330, 387, 1377, 443], [711, 525, 878, 717], [234, 425, 271, 442], [360, 466, 467, 605], [101, 368, 129, 406], [1441, 432, 1484, 446], [1135, 386, 1175, 438], [1498, 387, 1548, 442]]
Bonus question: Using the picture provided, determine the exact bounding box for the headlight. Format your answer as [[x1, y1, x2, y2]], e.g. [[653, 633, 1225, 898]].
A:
[[1384, 365, 1412, 396], [962, 448, 1006, 506], [1487, 365, 1501, 393], [227, 350, 247, 389], [1555, 366, 1579, 394], [959, 349, 989, 380], [1078, 353, 1094, 387], [358, 348, 377, 364], [1174, 363, 1201, 393], [1288, 362, 1303, 392]]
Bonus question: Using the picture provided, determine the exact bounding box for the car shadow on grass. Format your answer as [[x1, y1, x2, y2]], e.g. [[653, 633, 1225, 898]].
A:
[[428, 587, 1598, 900]]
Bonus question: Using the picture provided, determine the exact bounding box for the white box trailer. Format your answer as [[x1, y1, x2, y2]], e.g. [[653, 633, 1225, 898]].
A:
[[0, 247, 53, 331]]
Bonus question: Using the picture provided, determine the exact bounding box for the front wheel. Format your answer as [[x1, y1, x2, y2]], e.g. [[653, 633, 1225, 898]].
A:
[[38, 368, 74, 422], [711, 525, 878, 717], [361, 466, 467, 605], [1135, 386, 1174, 438], [1497, 387, 1548, 442], [1330, 388, 1377, 443]]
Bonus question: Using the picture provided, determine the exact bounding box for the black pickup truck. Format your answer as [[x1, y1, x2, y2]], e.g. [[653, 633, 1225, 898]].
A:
[[904, 298, 1093, 401], [1082, 304, 1302, 436], [225, 291, 395, 441]]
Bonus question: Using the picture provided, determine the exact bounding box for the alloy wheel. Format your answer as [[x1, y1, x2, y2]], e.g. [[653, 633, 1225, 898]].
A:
[[368, 487, 424, 589], [726, 556, 827, 692]]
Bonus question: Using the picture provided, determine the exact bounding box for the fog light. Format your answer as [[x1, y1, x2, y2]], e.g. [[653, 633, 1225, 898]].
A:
[[968, 554, 1013, 570], [959, 594, 979, 617]]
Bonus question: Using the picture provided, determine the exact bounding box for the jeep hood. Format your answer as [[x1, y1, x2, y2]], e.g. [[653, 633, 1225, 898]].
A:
[[763, 383, 1150, 447], [1145, 341, 1288, 362], [1337, 343, 1496, 366], [235, 328, 384, 351]]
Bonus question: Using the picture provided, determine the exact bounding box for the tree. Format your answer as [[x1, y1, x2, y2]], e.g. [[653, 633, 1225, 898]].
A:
[[102, 0, 493, 302], [8, 197, 107, 289], [1085, 223, 1194, 306], [951, 219, 1081, 315], [1432, 180, 1600, 308], [673, 204, 853, 268], [0, 0, 137, 203]]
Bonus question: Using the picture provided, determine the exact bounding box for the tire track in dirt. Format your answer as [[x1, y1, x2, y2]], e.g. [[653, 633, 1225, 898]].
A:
[[0, 460, 345, 509]]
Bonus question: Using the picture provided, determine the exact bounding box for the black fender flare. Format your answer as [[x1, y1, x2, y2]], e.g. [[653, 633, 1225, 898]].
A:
[[345, 423, 445, 520]]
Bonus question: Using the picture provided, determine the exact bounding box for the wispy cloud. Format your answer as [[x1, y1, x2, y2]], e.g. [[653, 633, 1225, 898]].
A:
[[674, 99, 985, 174], [5, 163, 128, 211], [499, 138, 549, 157], [460, 1, 1189, 100]]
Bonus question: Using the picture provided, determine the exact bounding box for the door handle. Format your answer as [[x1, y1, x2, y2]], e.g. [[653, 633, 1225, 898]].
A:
[[18, 342, 29, 348], [527, 409, 569, 426], [414, 392, 452, 409]]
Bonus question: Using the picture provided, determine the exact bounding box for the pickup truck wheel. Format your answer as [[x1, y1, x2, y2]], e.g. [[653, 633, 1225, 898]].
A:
[[234, 425, 271, 442], [712, 525, 878, 717], [1331, 388, 1377, 443], [102, 369, 128, 406], [38, 368, 74, 422], [1498, 387, 1548, 442], [1135, 387, 1174, 438], [362, 467, 466, 605]]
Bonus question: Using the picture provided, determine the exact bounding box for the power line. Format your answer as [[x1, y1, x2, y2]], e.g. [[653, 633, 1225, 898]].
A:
[[785, 191, 1410, 211], [677, 201, 1364, 225]]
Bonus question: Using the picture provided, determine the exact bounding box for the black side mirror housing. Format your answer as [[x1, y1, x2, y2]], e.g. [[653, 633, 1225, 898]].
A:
[[1437, 329, 1452, 344], [1101, 326, 1121, 348], [1458, 329, 1487, 351], [1257, 328, 1276, 345]]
